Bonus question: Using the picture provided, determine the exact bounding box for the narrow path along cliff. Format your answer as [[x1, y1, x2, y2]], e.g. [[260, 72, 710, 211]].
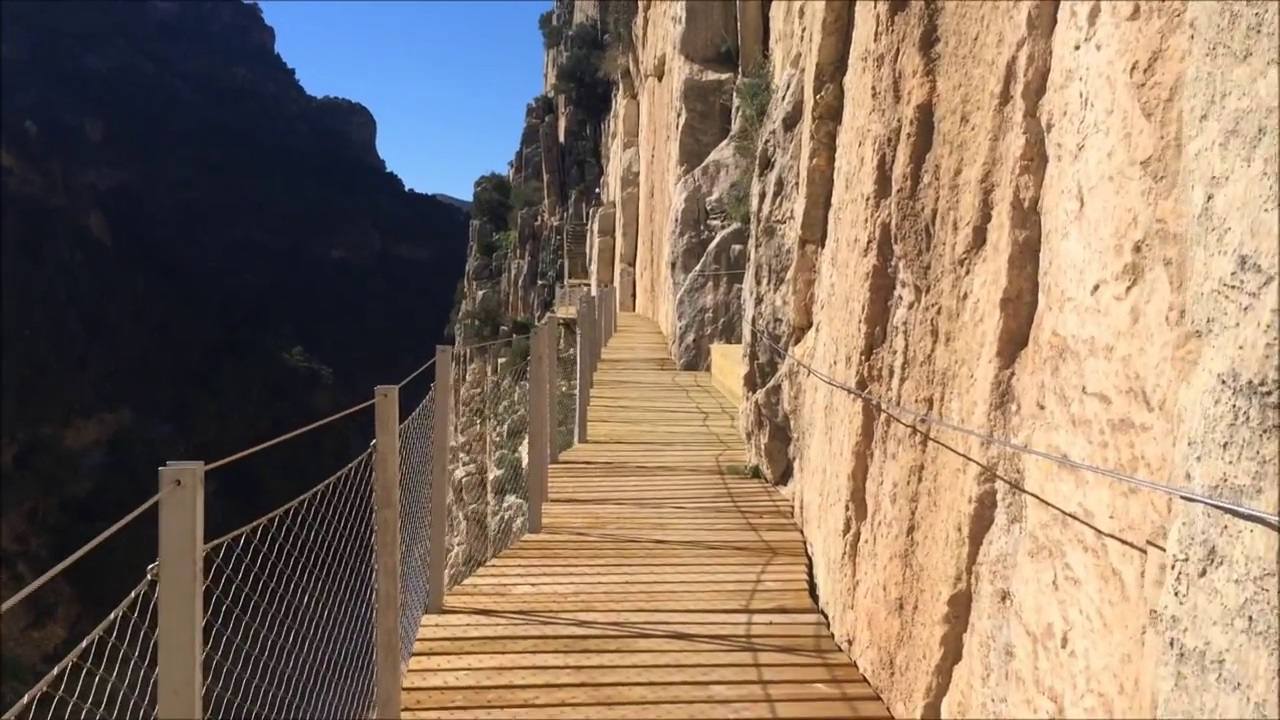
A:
[[404, 313, 890, 719]]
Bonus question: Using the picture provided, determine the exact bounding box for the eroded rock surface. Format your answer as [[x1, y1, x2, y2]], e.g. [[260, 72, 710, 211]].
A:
[[492, 1, 1279, 716], [740, 2, 1278, 717]]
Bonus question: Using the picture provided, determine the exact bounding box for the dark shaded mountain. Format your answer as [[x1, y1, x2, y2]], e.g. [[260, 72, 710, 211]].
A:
[[432, 193, 473, 212], [0, 0, 467, 703]]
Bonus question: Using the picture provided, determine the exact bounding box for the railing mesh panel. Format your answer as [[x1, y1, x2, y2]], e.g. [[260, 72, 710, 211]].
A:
[[448, 359, 531, 588], [397, 388, 434, 666], [200, 450, 376, 719], [3, 577, 158, 720]]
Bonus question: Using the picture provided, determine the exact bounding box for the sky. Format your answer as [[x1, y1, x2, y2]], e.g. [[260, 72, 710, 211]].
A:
[[257, 0, 549, 199]]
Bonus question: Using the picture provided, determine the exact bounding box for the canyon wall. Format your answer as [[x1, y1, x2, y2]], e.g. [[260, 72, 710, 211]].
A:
[[582, 0, 1278, 716], [0, 2, 470, 703]]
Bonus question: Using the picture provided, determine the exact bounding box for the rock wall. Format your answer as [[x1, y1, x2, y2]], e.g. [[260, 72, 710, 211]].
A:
[[631, 1, 746, 368], [589, 0, 1278, 716]]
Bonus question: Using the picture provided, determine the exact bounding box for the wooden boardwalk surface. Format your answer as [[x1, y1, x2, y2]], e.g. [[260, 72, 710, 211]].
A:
[[404, 313, 889, 719]]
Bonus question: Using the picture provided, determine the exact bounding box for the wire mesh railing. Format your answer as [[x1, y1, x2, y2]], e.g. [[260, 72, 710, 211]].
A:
[[3, 576, 159, 720], [555, 334, 578, 455], [486, 361, 532, 562], [396, 388, 435, 667], [201, 450, 377, 719], [1, 301, 594, 720], [448, 356, 532, 586], [554, 284, 588, 311]]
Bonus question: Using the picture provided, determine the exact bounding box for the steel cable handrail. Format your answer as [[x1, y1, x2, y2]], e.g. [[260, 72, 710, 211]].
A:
[[748, 320, 1280, 528], [0, 330, 533, 618], [0, 484, 176, 613]]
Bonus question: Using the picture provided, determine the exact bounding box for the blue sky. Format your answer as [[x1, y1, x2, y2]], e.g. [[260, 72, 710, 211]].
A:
[[258, 1, 549, 199]]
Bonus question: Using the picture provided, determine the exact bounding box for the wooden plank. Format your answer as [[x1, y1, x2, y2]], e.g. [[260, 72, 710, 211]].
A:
[[406, 650, 857, 671], [416, 611, 826, 626], [448, 580, 810, 595], [456, 571, 809, 583], [413, 634, 842, 655], [403, 699, 891, 719], [415, 622, 842, 640], [489, 549, 807, 559], [477, 556, 806, 567], [442, 596, 816, 612], [404, 681, 879, 708], [402, 664, 864, 688]]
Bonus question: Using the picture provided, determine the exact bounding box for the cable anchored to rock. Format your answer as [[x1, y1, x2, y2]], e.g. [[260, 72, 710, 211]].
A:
[[747, 321, 1280, 528]]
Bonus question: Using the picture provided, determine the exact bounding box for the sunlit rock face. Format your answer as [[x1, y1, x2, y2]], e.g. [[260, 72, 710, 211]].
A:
[[593, 0, 1278, 717]]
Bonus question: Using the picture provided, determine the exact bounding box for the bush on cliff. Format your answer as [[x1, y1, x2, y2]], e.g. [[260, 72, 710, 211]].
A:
[[511, 180, 544, 212], [538, 10, 563, 50], [532, 93, 555, 119], [554, 23, 612, 124], [733, 64, 772, 160], [472, 172, 513, 231]]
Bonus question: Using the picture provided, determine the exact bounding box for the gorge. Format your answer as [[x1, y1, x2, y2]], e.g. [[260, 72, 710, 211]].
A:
[[1, 0, 467, 704]]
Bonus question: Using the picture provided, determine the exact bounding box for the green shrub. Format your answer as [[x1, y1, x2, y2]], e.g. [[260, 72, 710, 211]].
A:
[[472, 172, 512, 230], [493, 229, 517, 255], [538, 10, 563, 49], [567, 22, 602, 51], [457, 303, 502, 342], [511, 180, 543, 210], [531, 94, 554, 119], [724, 178, 750, 226], [510, 317, 533, 336], [474, 231, 499, 259], [554, 24, 612, 123], [733, 65, 771, 160]]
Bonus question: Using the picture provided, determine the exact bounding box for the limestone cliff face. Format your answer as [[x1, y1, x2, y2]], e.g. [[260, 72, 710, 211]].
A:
[[579, 0, 1279, 717]]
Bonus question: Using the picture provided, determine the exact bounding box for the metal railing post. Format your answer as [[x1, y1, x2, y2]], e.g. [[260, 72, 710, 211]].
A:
[[575, 296, 592, 444], [592, 293, 602, 376], [605, 287, 615, 344], [597, 290, 605, 353], [602, 288, 610, 345], [373, 385, 401, 719], [157, 461, 204, 720], [427, 346, 452, 613], [528, 323, 549, 533], [547, 317, 561, 464]]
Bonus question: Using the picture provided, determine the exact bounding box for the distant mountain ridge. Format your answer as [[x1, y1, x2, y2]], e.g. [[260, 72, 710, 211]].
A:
[[432, 193, 473, 212]]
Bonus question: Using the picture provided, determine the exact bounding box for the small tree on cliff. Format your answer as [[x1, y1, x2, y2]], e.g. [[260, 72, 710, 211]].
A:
[[538, 10, 563, 49], [554, 23, 612, 124], [472, 172, 513, 231]]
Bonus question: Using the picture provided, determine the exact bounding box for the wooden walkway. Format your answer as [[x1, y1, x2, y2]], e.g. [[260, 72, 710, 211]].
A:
[[403, 313, 889, 719]]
